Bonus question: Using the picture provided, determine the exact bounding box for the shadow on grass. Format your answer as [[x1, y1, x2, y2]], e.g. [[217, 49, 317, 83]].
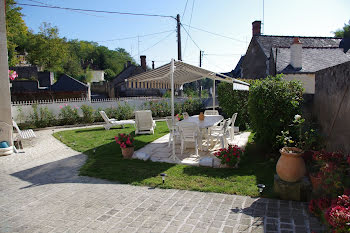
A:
[[74, 124, 135, 133]]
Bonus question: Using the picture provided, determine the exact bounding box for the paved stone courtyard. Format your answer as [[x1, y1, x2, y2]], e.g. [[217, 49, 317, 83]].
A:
[[0, 125, 325, 233]]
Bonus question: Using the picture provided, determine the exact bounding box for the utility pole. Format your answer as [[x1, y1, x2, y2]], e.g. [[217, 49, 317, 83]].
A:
[[176, 14, 182, 61], [198, 50, 203, 98]]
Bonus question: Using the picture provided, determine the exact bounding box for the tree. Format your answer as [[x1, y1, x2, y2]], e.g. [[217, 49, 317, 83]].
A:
[[334, 20, 350, 38], [27, 22, 69, 72], [5, 0, 28, 66]]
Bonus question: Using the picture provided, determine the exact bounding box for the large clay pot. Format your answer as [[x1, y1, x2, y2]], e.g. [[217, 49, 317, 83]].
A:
[[309, 174, 322, 190], [276, 147, 306, 182], [121, 147, 134, 159], [199, 112, 205, 121]]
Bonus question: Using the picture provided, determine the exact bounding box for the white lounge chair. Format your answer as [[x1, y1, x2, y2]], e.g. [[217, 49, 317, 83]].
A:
[[12, 120, 36, 149], [204, 110, 219, 115], [209, 119, 229, 148], [182, 112, 189, 119], [134, 110, 156, 135], [99, 111, 135, 130], [178, 122, 201, 156]]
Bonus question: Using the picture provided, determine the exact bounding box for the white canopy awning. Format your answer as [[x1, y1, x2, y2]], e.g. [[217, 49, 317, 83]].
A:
[[127, 60, 250, 90]]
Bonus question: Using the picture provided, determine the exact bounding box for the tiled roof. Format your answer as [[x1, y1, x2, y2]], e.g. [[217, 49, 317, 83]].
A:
[[112, 65, 146, 85], [273, 47, 350, 74], [256, 35, 343, 58]]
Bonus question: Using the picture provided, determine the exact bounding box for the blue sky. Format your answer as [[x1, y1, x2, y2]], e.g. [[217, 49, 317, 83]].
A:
[[18, 0, 350, 72]]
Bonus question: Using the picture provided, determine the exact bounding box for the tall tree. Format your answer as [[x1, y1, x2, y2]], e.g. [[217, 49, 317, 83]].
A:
[[27, 22, 69, 72], [334, 20, 350, 38], [5, 0, 28, 66]]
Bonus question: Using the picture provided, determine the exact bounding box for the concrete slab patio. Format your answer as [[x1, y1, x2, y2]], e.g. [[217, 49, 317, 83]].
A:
[[0, 125, 325, 233]]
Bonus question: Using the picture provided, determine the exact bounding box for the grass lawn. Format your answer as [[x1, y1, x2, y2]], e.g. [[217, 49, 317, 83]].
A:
[[53, 121, 276, 198]]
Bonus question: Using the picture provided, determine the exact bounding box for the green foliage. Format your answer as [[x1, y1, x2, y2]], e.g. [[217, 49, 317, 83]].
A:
[[248, 75, 304, 152], [30, 104, 56, 128], [80, 105, 95, 124], [144, 101, 171, 117], [104, 107, 118, 119], [5, 0, 28, 66], [182, 98, 203, 116], [94, 107, 104, 122], [116, 103, 134, 120], [163, 90, 171, 98], [59, 105, 80, 125], [334, 20, 350, 38], [104, 69, 116, 81], [217, 80, 255, 130]]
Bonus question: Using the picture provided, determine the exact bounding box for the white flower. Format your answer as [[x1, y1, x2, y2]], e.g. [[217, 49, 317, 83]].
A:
[[294, 114, 301, 121]]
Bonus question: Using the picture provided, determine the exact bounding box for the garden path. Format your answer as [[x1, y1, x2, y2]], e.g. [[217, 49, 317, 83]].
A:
[[0, 125, 325, 233]]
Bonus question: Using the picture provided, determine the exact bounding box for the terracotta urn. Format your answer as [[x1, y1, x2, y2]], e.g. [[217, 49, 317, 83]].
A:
[[276, 147, 306, 182], [199, 112, 205, 121], [121, 147, 134, 159]]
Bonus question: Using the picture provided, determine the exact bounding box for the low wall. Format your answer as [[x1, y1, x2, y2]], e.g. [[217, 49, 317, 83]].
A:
[[313, 61, 350, 153], [11, 97, 206, 123]]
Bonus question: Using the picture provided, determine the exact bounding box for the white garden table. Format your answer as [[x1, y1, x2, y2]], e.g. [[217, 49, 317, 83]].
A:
[[179, 115, 224, 150]]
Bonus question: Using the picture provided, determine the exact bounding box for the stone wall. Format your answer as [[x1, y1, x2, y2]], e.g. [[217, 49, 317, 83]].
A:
[[313, 61, 350, 153]]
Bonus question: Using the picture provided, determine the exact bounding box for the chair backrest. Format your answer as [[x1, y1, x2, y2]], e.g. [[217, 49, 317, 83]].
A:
[[12, 120, 21, 134], [165, 117, 172, 130], [99, 111, 110, 123], [231, 113, 238, 126], [135, 110, 154, 130], [0, 121, 13, 143], [178, 122, 198, 139], [204, 110, 219, 115], [182, 112, 189, 119]]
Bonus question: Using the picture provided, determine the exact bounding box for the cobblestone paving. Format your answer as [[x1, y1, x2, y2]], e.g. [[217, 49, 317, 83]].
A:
[[0, 126, 325, 233]]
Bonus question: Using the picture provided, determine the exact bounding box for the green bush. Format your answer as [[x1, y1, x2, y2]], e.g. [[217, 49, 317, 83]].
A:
[[105, 107, 118, 119], [94, 107, 104, 122], [30, 104, 56, 128], [217, 80, 254, 130], [59, 104, 80, 125], [143, 100, 171, 117], [182, 98, 203, 115], [248, 75, 304, 152], [116, 103, 134, 120], [81, 105, 95, 124]]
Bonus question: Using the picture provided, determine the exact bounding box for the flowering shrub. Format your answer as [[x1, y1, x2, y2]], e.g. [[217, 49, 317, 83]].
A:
[[8, 70, 18, 81], [214, 145, 244, 168], [59, 104, 80, 125], [175, 114, 184, 121], [81, 105, 95, 124], [115, 133, 134, 148]]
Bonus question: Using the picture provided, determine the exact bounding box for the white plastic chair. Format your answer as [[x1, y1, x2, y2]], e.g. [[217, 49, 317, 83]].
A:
[[209, 119, 229, 148], [204, 110, 219, 115], [12, 120, 36, 149], [134, 110, 156, 135], [227, 113, 238, 140], [166, 117, 180, 147], [182, 112, 189, 119], [178, 122, 201, 156]]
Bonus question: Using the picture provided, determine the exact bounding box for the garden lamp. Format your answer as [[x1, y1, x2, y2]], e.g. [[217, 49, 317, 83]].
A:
[[160, 173, 167, 184], [257, 184, 265, 194]]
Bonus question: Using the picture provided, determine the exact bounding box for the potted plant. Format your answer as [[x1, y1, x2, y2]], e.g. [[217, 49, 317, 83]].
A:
[[214, 145, 244, 168], [115, 132, 135, 159], [175, 114, 184, 121], [276, 114, 306, 182]]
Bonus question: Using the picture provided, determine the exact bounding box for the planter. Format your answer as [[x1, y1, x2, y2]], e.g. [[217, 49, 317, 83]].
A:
[[121, 147, 134, 159], [309, 174, 322, 190], [276, 147, 306, 182]]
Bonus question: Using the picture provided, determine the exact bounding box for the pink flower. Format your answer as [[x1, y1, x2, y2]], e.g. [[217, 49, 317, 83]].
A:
[[126, 138, 131, 145], [75, 106, 79, 109], [59, 106, 63, 109], [64, 104, 68, 107], [120, 143, 126, 148]]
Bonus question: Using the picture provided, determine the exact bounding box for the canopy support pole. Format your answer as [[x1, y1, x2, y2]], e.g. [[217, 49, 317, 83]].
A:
[[213, 77, 216, 110], [169, 59, 179, 162]]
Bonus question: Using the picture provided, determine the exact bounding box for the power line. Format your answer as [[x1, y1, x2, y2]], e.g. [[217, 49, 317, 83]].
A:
[[96, 30, 174, 42], [182, 0, 189, 18], [182, 23, 246, 43], [25, 0, 105, 18], [132, 31, 175, 58], [180, 24, 201, 50], [204, 53, 243, 56], [17, 3, 176, 19], [183, 0, 195, 57]]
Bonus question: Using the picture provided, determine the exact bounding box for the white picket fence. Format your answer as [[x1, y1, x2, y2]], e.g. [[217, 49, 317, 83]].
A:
[[11, 97, 188, 123]]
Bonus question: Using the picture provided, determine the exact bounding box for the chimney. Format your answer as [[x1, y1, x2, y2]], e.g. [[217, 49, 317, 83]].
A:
[[290, 37, 302, 69], [152, 61, 155, 69], [252, 20, 261, 36], [127, 61, 131, 67], [140, 55, 146, 71]]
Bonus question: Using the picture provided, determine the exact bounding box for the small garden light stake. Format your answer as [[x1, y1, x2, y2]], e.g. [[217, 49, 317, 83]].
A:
[[160, 173, 167, 184], [257, 184, 265, 194]]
